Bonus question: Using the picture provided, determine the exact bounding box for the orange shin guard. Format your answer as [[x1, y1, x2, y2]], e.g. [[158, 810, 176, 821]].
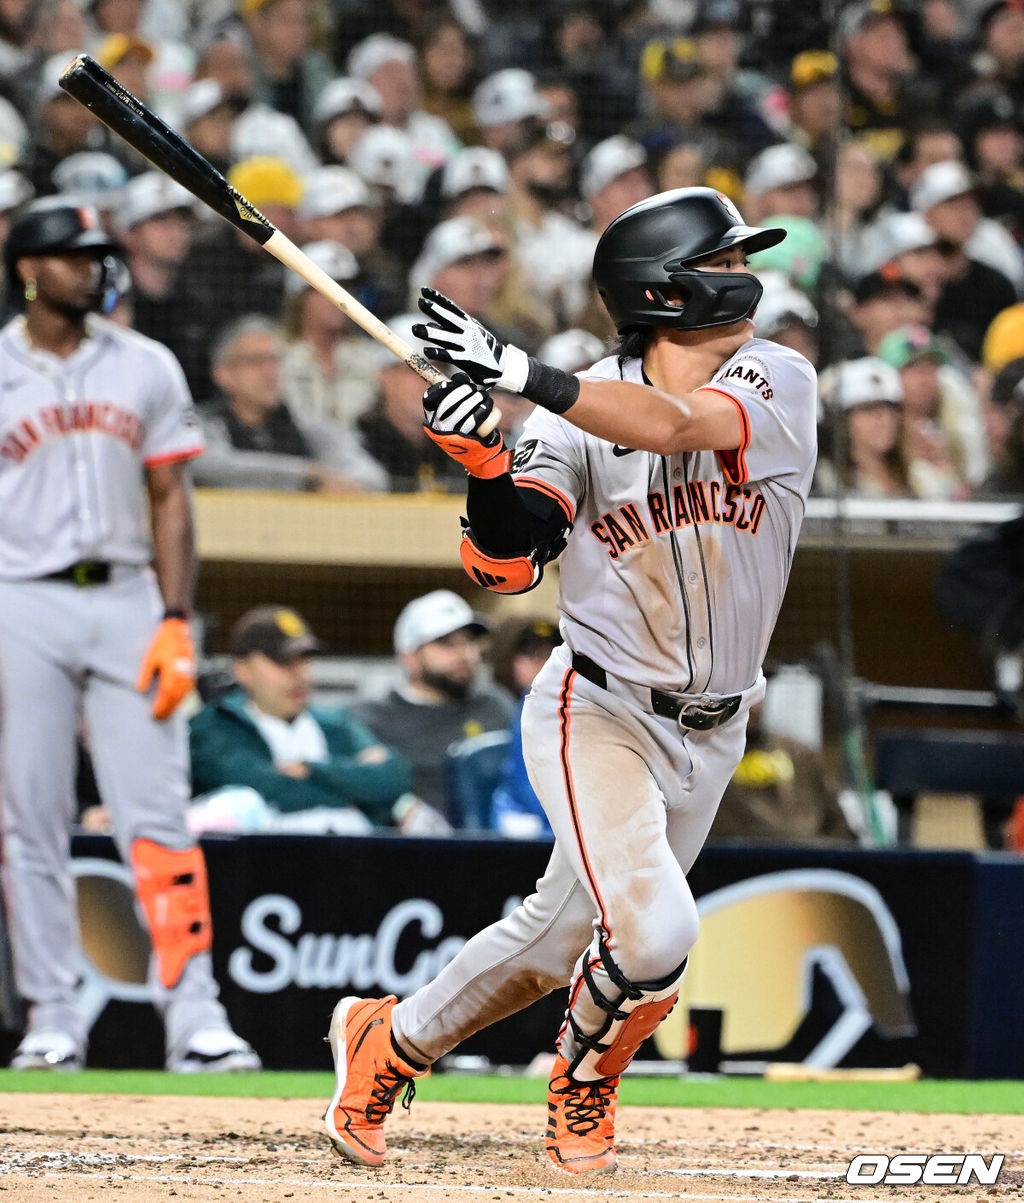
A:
[[131, 839, 213, 988], [593, 991, 679, 1078]]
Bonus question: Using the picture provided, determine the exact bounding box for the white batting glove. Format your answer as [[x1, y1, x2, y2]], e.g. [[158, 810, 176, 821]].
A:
[[413, 287, 530, 394], [422, 372, 496, 437]]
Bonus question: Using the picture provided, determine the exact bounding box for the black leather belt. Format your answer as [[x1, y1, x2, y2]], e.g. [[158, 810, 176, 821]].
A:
[[42, 561, 111, 586], [571, 652, 741, 731]]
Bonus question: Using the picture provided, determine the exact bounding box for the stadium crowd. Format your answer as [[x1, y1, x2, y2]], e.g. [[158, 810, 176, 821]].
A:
[[3, 0, 1024, 501]]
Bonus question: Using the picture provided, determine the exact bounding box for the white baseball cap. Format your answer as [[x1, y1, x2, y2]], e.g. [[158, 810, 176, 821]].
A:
[[114, 171, 193, 232], [39, 52, 84, 104], [472, 68, 549, 129], [744, 142, 817, 197], [580, 135, 647, 201], [284, 239, 359, 297], [231, 106, 320, 178], [752, 271, 818, 338], [861, 211, 939, 274], [347, 33, 416, 81], [178, 78, 247, 128], [409, 215, 507, 291], [348, 125, 422, 203], [394, 590, 488, 655], [299, 165, 378, 219], [0, 169, 32, 213], [51, 152, 129, 205], [441, 147, 509, 199], [537, 328, 605, 372], [909, 159, 975, 212], [313, 76, 382, 127], [820, 357, 903, 410]]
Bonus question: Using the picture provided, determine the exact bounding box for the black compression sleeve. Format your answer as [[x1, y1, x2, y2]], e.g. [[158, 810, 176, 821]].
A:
[[466, 473, 533, 554]]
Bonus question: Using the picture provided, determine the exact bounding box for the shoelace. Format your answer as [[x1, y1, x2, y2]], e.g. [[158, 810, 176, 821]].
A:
[[559, 1077, 616, 1136], [366, 1061, 417, 1124]]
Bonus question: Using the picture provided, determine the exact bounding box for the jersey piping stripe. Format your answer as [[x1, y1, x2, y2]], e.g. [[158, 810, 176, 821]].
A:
[[513, 475, 575, 524], [694, 386, 750, 485], [144, 446, 203, 467], [559, 666, 610, 936]]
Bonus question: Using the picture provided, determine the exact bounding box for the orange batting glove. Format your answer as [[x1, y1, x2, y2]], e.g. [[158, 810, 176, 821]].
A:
[[422, 373, 512, 479], [137, 617, 197, 720]]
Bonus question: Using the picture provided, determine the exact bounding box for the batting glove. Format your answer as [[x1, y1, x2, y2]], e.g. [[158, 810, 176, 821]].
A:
[[137, 617, 197, 720], [422, 373, 512, 479], [413, 288, 530, 394]]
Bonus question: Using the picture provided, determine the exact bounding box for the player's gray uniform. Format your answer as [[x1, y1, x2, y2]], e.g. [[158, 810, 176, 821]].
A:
[[392, 338, 817, 1064], [0, 314, 233, 1059]]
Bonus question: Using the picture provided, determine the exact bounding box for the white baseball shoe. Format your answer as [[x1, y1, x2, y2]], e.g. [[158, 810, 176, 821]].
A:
[[166, 1026, 262, 1074], [10, 1029, 84, 1071]]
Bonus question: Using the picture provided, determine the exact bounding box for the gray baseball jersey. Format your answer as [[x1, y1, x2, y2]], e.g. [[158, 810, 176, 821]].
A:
[[391, 336, 818, 1067], [0, 313, 233, 1061]]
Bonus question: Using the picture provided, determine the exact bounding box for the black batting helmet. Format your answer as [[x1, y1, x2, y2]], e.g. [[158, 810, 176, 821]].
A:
[[4, 198, 120, 285], [592, 187, 787, 333]]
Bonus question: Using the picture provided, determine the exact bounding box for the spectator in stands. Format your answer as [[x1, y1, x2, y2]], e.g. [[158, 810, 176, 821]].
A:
[[876, 324, 985, 497], [416, 13, 479, 145], [192, 315, 386, 492], [280, 238, 383, 431], [239, 0, 333, 134], [627, 38, 718, 164], [784, 50, 842, 157], [889, 121, 963, 209], [503, 119, 595, 328], [188, 606, 411, 834], [439, 147, 510, 223], [409, 214, 548, 352], [845, 271, 930, 358], [824, 140, 889, 281], [912, 160, 1021, 361], [580, 135, 652, 235], [116, 172, 216, 402], [955, 88, 1024, 235], [22, 53, 109, 194], [355, 314, 470, 493], [961, 0, 1024, 110], [743, 142, 819, 225], [708, 699, 854, 843], [87, 0, 194, 120], [177, 79, 248, 176], [487, 616, 562, 839], [840, 1, 935, 163], [298, 164, 406, 317], [753, 273, 819, 364], [347, 123, 428, 262], [347, 33, 459, 175], [815, 357, 915, 499], [312, 76, 382, 166], [471, 68, 550, 156], [861, 211, 948, 313], [977, 356, 1024, 495], [0, 170, 33, 314], [351, 590, 515, 813], [182, 156, 303, 331]]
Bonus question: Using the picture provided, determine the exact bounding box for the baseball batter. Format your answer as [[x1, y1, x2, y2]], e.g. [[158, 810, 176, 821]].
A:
[[0, 199, 259, 1073], [322, 188, 817, 1173]]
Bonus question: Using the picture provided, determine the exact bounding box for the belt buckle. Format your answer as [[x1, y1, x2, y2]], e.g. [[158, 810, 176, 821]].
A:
[[676, 699, 714, 732]]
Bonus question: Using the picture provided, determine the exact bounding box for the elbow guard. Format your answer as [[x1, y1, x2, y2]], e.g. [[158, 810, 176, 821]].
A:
[[460, 523, 541, 594]]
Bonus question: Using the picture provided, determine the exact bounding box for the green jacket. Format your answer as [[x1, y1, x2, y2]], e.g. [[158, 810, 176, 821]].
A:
[[189, 689, 410, 826]]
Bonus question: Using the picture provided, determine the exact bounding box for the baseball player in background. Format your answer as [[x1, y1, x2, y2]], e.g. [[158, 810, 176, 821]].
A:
[[322, 187, 817, 1174], [0, 199, 260, 1073]]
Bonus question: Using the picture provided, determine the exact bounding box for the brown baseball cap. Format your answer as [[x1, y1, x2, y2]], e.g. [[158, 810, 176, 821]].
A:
[[229, 606, 325, 663]]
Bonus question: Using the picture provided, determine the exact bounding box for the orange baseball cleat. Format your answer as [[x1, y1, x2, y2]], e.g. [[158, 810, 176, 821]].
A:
[[323, 996, 421, 1167], [545, 1053, 619, 1174]]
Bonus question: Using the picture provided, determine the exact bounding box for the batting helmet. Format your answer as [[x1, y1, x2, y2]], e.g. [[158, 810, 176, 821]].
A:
[[4, 198, 120, 284], [592, 187, 787, 333]]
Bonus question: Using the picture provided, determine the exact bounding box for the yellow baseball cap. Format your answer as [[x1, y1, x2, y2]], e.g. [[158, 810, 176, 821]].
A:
[[95, 34, 156, 71], [983, 303, 1024, 373], [227, 156, 303, 209]]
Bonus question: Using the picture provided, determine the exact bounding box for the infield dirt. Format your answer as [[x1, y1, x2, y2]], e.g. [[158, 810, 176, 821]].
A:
[[1, 1093, 1023, 1201]]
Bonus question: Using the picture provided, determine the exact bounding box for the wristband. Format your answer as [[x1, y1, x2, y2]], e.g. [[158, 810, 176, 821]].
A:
[[521, 358, 581, 414]]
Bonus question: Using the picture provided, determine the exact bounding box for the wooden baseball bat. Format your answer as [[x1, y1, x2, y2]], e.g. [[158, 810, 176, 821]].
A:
[[58, 54, 501, 437]]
